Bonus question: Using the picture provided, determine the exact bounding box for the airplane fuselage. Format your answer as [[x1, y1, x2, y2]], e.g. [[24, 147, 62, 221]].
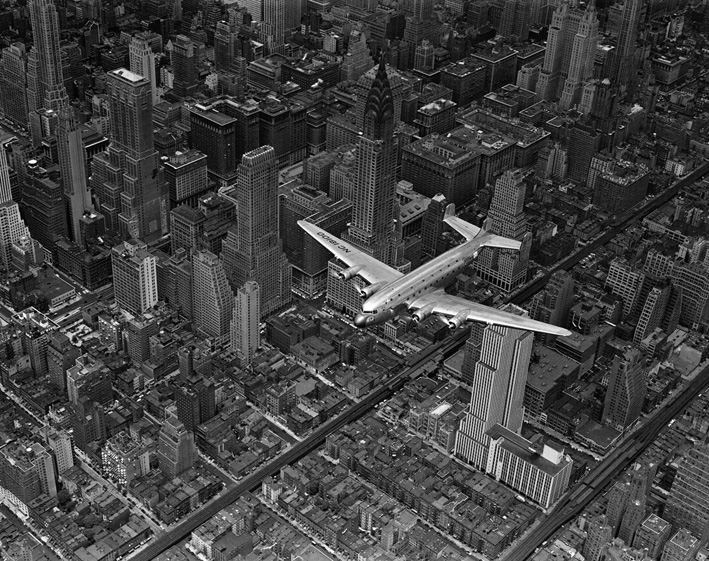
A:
[[354, 235, 489, 327]]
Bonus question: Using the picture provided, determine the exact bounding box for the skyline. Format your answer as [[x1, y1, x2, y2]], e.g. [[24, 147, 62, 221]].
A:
[[0, 0, 706, 560]]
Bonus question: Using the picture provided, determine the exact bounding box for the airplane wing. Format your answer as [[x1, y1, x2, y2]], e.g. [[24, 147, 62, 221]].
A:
[[409, 290, 572, 337], [298, 220, 404, 285]]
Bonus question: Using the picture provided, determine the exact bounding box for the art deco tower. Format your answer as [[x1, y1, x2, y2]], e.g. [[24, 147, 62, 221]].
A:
[[559, 0, 599, 110], [92, 68, 167, 241], [28, 0, 68, 112], [57, 109, 93, 244], [129, 36, 159, 106], [474, 169, 531, 293], [221, 146, 291, 317], [0, 148, 31, 271], [454, 305, 534, 470], [536, 0, 598, 104], [342, 57, 402, 266], [610, 0, 641, 95], [192, 250, 234, 344]]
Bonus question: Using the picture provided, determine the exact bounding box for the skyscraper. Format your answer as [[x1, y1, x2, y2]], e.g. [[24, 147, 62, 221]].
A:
[[157, 409, 197, 478], [0, 149, 31, 272], [536, 0, 598, 103], [93, 68, 166, 240], [529, 270, 574, 337], [192, 250, 234, 344], [618, 498, 646, 544], [633, 515, 672, 560], [231, 281, 260, 366], [44, 428, 74, 475], [558, 0, 599, 110], [583, 515, 613, 561], [111, 240, 159, 315], [129, 36, 159, 106], [57, 109, 93, 244], [172, 35, 198, 99], [474, 169, 531, 293], [499, 0, 531, 42], [214, 20, 238, 73], [28, 0, 69, 111], [0, 43, 30, 128], [661, 530, 700, 561], [664, 443, 709, 537], [454, 304, 534, 470], [609, 0, 641, 95], [420, 193, 448, 262], [71, 397, 107, 453], [221, 146, 291, 317], [342, 57, 403, 266], [602, 347, 646, 430]]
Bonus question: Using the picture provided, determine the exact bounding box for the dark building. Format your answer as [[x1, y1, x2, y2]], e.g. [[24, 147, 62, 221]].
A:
[[602, 347, 646, 431], [281, 55, 342, 90], [420, 193, 449, 262], [72, 397, 107, 453], [156, 248, 193, 320], [20, 161, 68, 254], [592, 161, 650, 215], [190, 106, 238, 183], [170, 192, 235, 255], [163, 149, 209, 209], [279, 184, 352, 298], [568, 121, 600, 182], [175, 374, 216, 432], [172, 35, 198, 98], [468, 43, 518, 93], [259, 98, 307, 168]]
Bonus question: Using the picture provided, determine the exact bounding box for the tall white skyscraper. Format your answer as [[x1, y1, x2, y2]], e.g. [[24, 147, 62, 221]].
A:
[[129, 36, 159, 106], [474, 169, 531, 293], [454, 304, 534, 470], [221, 146, 291, 317], [44, 428, 74, 475], [111, 240, 159, 315], [192, 250, 234, 344], [0, 148, 31, 271], [231, 281, 260, 366], [242, 0, 263, 21]]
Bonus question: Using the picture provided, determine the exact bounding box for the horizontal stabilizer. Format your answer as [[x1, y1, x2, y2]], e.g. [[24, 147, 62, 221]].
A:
[[482, 234, 522, 251], [443, 206, 482, 242]]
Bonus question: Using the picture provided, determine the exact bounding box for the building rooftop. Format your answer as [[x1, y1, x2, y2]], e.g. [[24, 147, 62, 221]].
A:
[[527, 345, 579, 393], [486, 424, 570, 476], [110, 68, 147, 84], [418, 98, 457, 116], [668, 529, 699, 552], [640, 514, 670, 535]]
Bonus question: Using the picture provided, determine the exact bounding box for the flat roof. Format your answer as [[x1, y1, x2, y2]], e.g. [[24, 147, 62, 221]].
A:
[[486, 424, 569, 476], [527, 345, 579, 393], [110, 68, 147, 83]]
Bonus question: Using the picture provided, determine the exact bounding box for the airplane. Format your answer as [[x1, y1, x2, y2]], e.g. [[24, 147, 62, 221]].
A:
[[298, 204, 572, 337]]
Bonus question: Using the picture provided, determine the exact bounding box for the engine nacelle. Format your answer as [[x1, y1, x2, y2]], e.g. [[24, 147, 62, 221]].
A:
[[412, 303, 436, 323], [360, 282, 386, 299], [338, 265, 363, 281], [448, 311, 469, 330]]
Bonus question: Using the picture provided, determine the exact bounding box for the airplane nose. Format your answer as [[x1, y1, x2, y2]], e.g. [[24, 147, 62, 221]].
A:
[[354, 314, 368, 328]]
